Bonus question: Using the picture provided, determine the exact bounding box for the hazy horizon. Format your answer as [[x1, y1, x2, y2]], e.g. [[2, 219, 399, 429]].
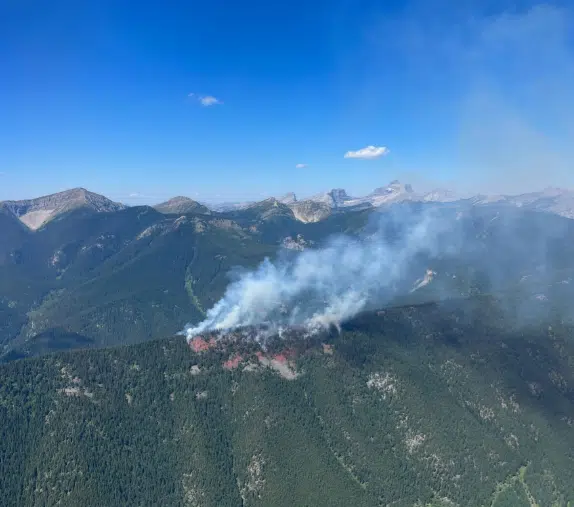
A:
[[1, 176, 573, 208]]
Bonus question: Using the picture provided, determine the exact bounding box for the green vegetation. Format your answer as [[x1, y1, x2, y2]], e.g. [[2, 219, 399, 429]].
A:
[[0, 201, 381, 359], [2, 200, 574, 504], [3, 202, 574, 363], [0, 206, 281, 359], [1, 297, 573, 506]]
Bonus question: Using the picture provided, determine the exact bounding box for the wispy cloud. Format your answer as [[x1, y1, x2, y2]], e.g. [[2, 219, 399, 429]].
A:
[[295, 163, 307, 168], [344, 145, 390, 159], [188, 92, 223, 107]]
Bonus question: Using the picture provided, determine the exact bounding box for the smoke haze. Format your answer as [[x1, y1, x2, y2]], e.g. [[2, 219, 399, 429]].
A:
[[348, 2, 574, 195], [184, 203, 573, 341], [184, 207, 448, 340]]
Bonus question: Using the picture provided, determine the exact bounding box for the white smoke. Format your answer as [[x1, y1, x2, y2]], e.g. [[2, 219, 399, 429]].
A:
[[184, 206, 457, 341]]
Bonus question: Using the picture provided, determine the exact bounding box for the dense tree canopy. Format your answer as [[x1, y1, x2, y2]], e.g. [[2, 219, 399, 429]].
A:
[[1, 298, 573, 506]]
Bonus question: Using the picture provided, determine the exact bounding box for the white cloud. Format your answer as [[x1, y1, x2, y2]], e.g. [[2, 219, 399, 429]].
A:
[[199, 95, 222, 107], [344, 145, 390, 159], [187, 93, 223, 107], [295, 163, 307, 168]]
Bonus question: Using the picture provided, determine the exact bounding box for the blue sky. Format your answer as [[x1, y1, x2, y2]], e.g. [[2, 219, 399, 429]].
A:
[[1, 0, 573, 204]]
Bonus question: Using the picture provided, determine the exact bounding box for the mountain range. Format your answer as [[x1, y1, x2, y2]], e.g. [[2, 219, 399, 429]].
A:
[[209, 180, 574, 222], [2, 182, 574, 361], [2, 182, 574, 231], [2, 183, 574, 505]]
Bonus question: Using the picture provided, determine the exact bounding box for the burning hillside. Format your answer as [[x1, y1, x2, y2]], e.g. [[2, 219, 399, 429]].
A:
[[186, 324, 333, 379], [187, 323, 321, 349]]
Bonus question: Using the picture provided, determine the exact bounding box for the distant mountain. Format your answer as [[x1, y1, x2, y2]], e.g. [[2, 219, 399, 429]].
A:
[[154, 196, 211, 215], [371, 180, 414, 196], [308, 188, 353, 208], [304, 180, 455, 210], [277, 192, 297, 205], [0, 188, 125, 230], [127, 182, 574, 222], [223, 198, 298, 227], [349, 180, 416, 207], [421, 188, 460, 202], [293, 181, 574, 221], [290, 200, 332, 223], [467, 188, 574, 219], [208, 201, 254, 212]]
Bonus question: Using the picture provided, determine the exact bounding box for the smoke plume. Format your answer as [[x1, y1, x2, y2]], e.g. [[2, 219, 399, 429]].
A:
[[183, 205, 480, 341], [183, 202, 574, 342]]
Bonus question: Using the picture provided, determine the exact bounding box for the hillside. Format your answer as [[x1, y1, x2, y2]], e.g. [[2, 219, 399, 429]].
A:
[[1, 297, 573, 506], [0, 206, 280, 360], [0, 206, 30, 263], [3, 197, 574, 361], [0, 199, 376, 359]]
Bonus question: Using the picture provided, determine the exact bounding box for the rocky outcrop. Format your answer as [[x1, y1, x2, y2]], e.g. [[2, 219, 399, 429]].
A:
[[308, 188, 352, 208], [289, 201, 332, 223]]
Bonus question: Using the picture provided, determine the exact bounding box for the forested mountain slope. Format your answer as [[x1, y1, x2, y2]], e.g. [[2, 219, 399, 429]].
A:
[[2, 200, 574, 362], [0, 201, 375, 359], [1, 297, 573, 506]]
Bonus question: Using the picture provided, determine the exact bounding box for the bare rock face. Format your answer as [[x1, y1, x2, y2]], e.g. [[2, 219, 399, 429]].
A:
[[289, 201, 332, 223], [0, 188, 126, 230], [154, 196, 211, 215], [308, 188, 352, 208]]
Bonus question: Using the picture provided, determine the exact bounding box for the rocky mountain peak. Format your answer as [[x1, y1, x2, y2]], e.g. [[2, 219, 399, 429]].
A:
[[0, 188, 125, 230], [290, 200, 331, 223], [162, 196, 194, 205], [308, 188, 352, 208], [371, 181, 414, 196], [154, 196, 211, 215], [328, 188, 350, 202]]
